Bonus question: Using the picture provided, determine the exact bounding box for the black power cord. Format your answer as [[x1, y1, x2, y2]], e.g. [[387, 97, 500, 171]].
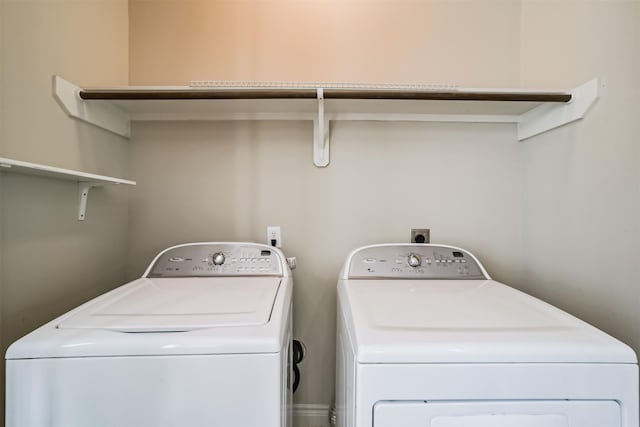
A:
[[292, 339, 304, 393]]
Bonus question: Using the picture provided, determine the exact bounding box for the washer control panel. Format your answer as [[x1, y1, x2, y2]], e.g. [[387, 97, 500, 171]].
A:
[[146, 243, 283, 277], [348, 244, 486, 279]]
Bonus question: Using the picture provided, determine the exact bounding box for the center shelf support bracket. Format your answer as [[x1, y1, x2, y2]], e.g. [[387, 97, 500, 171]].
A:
[[313, 88, 330, 167], [518, 78, 599, 140], [78, 182, 102, 221]]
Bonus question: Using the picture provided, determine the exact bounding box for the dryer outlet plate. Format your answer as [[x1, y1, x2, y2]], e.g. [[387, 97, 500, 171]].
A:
[[410, 228, 430, 244]]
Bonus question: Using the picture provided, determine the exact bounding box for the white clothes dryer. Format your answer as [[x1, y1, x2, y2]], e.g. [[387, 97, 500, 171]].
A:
[[336, 244, 638, 427], [6, 242, 293, 427]]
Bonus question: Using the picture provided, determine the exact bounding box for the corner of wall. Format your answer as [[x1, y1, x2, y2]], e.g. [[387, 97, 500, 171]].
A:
[[0, 172, 5, 425], [1, 0, 7, 422], [517, 1, 640, 353], [0, 0, 130, 421]]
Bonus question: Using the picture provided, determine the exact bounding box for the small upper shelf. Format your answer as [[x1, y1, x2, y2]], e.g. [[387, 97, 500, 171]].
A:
[[0, 156, 136, 185], [53, 76, 599, 167], [0, 156, 136, 220]]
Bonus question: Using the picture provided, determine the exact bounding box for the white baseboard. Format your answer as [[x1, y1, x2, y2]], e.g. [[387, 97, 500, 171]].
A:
[[293, 403, 330, 427]]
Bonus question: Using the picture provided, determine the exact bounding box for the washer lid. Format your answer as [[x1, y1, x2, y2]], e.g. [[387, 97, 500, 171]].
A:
[[58, 277, 282, 332], [342, 279, 637, 363]]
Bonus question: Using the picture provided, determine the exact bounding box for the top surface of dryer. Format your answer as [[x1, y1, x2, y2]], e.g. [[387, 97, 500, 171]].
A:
[[339, 244, 636, 364], [6, 242, 292, 359]]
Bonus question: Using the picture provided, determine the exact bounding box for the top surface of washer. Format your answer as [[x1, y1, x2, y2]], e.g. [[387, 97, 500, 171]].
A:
[[339, 244, 636, 364], [58, 277, 281, 332], [6, 243, 292, 359]]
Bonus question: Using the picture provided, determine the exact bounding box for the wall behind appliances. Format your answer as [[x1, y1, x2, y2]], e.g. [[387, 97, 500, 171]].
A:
[[128, 0, 525, 411], [0, 0, 130, 420], [129, 0, 520, 86], [519, 1, 640, 356], [0, 0, 4, 416]]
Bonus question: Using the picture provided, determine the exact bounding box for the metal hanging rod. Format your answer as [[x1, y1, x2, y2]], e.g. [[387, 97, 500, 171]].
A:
[[78, 88, 571, 103]]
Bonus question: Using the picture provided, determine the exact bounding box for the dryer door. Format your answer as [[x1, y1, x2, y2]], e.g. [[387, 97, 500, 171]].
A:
[[374, 400, 620, 427]]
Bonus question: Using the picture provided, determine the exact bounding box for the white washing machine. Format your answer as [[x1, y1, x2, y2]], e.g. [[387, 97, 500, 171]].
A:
[[336, 244, 638, 427], [6, 242, 293, 427]]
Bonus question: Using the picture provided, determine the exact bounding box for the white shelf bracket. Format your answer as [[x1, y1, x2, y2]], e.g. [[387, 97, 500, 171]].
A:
[[53, 75, 131, 138], [313, 88, 330, 167], [518, 78, 599, 141], [78, 182, 103, 221]]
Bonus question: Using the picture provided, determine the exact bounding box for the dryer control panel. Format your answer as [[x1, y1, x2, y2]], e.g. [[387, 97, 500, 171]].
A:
[[347, 244, 487, 280], [146, 243, 283, 277]]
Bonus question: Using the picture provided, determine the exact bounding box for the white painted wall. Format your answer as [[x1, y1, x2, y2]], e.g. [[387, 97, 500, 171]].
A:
[[128, 0, 521, 86], [0, 0, 130, 421], [0, 0, 5, 415], [0, 0, 4, 155], [519, 0, 640, 352]]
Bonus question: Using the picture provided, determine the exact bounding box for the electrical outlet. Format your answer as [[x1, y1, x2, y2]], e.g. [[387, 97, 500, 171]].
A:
[[410, 228, 430, 244], [267, 226, 282, 248]]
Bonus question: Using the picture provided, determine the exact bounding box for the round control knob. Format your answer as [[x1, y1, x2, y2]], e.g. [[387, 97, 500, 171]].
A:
[[407, 253, 422, 268], [212, 252, 225, 265]]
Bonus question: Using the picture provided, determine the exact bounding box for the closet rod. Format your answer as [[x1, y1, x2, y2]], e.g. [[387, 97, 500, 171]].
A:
[[325, 91, 572, 102], [78, 89, 572, 103], [78, 90, 317, 100]]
